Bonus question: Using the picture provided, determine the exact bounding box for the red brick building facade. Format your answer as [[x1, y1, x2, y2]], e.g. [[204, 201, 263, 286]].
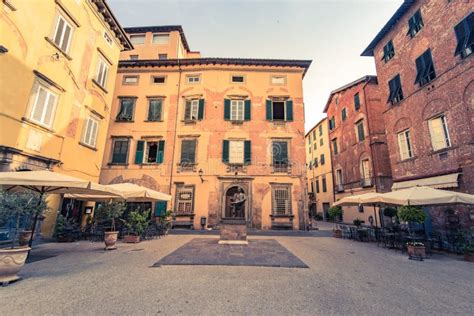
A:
[[362, 0, 473, 229], [324, 76, 393, 225]]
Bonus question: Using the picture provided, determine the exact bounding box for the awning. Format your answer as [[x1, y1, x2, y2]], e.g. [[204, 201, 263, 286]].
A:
[[392, 173, 459, 191]]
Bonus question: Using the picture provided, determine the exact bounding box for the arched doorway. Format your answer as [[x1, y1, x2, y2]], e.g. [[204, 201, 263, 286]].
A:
[[224, 185, 246, 219]]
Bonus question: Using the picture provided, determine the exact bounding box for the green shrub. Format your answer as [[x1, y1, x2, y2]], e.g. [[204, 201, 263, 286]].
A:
[[398, 205, 426, 224], [353, 218, 365, 227], [383, 207, 398, 218], [328, 206, 343, 222], [124, 209, 150, 236], [94, 201, 126, 231]]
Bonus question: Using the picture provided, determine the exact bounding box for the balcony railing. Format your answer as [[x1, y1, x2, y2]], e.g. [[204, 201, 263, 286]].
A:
[[334, 176, 392, 193]]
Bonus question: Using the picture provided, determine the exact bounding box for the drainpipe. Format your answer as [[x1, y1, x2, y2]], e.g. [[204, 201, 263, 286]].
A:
[[168, 59, 182, 200]]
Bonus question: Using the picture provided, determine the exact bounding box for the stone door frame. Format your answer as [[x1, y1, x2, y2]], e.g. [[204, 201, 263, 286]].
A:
[[218, 177, 253, 227]]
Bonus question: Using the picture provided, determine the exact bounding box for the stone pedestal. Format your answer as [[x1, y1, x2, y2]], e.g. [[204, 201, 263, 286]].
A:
[[219, 219, 248, 245]]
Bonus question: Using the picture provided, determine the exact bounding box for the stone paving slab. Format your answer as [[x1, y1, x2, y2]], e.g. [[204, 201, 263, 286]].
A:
[[153, 238, 309, 268]]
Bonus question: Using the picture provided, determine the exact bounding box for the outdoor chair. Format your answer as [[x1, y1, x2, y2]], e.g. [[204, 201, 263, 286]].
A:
[[341, 225, 352, 239]]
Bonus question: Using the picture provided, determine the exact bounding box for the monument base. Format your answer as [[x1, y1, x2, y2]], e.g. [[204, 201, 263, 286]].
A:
[[219, 219, 248, 245]]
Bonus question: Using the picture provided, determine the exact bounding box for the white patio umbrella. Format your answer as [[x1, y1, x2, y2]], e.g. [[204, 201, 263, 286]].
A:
[[333, 192, 386, 228], [0, 170, 124, 247], [65, 182, 171, 202], [363, 186, 474, 206]]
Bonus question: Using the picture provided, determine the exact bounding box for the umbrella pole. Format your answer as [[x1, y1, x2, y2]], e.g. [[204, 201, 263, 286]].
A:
[[373, 204, 378, 228], [28, 191, 44, 248]]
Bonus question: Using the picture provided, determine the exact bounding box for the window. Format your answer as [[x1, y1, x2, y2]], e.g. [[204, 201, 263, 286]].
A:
[[116, 98, 135, 121], [319, 124, 323, 136], [397, 129, 413, 160], [266, 99, 293, 121], [230, 100, 244, 121], [135, 140, 165, 164], [336, 169, 343, 191], [415, 49, 436, 87], [158, 54, 167, 60], [329, 116, 336, 130], [151, 76, 166, 84], [95, 56, 110, 89], [28, 82, 59, 128], [153, 33, 169, 44], [454, 12, 474, 58], [313, 157, 318, 167], [147, 99, 162, 121], [407, 10, 424, 37], [356, 120, 365, 142], [308, 146, 311, 154], [180, 139, 197, 164], [187, 75, 201, 84], [354, 93, 361, 111], [271, 185, 291, 215], [271, 76, 286, 85], [81, 115, 99, 148], [222, 140, 251, 164], [224, 99, 250, 121], [185, 99, 204, 121], [320, 154, 325, 165], [320, 138, 323, 146], [175, 185, 194, 214], [103, 32, 113, 46], [315, 178, 320, 193], [312, 130, 316, 139], [231, 75, 245, 83], [310, 181, 314, 193], [429, 115, 451, 151], [388, 74, 404, 105], [129, 34, 145, 45], [123, 75, 139, 85], [308, 136, 311, 145], [322, 177, 327, 193], [129, 55, 138, 60], [272, 141, 289, 172], [332, 138, 338, 155], [313, 142, 317, 150], [341, 108, 347, 121], [361, 159, 371, 186], [52, 15, 74, 53], [382, 40, 395, 62], [111, 138, 129, 164]]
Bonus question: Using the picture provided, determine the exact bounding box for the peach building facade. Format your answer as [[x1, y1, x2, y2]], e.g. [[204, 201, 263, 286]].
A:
[[305, 118, 334, 220], [100, 26, 312, 230], [0, 0, 132, 236]]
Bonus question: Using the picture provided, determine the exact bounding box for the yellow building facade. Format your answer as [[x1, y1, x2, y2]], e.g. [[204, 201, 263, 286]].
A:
[[0, 0, 132, 236], [100, 26, 312, 230], [305, 118, 334, 220]]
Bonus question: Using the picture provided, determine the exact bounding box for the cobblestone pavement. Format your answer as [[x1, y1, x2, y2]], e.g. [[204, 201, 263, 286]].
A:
[[154, 238, 308, 268], [1, 227, 473, 315]]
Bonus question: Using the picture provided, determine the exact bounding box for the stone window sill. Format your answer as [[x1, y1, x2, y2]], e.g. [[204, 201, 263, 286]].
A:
[[44, 37, 72, 60], [78, 142, 97, 151], [92, 79, 109, 94], [21, 117, 55, 133]]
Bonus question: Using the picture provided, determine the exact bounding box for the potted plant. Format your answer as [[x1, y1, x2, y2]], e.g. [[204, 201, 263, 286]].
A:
[[158, 209, 173, 235], [0, 191, 47, 284], [94, 201, 126, 250], [353, 218, 365, 227], [398, 205, 427, 260], [328, 206, 343, 222], [124, 209, 150, 243]]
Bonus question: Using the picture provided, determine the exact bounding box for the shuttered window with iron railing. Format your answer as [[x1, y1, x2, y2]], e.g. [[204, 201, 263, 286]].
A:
[[175, 186, 194, 215], [272, 141, 289, 172], [407, 9, 424, 37], [414, 49, 436, 87], [180, 139, 197, 165], [272, 185, 292, 215], [454, 12, 474, 58], [382, 40, 395, 62], [147, 99, 162, 121], [116, 98, 135, 121], [266, 99, 293, 121], [111, 138, 129, 164], [184, 99, 204, 121], [135, 140, 165, 164], [388, 74, 404, 105]]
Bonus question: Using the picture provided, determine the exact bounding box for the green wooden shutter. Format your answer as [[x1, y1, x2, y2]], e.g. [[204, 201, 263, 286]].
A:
[[198, 99, 205, 120], [286, 100, 293, 121], [157, 140, 165, 163], [266, 100, 272, 120], [244, 140, 251, 164], [155, 201, 167, 217], [224, 99, 231, 120], [244, 100, 251, 121], [222, 140, 229, 163], [135, 140, 144, 164]]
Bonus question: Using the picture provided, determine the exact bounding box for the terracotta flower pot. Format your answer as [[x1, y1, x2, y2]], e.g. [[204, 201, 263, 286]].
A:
[[407, 244, 426, 259], [104, 231, 118, 250], [18, 230, 32, 247], [124, 235, 140, 243], [0, 247, 30, 284], [464, 253, 474, 262], [333, 229, 342, 238]]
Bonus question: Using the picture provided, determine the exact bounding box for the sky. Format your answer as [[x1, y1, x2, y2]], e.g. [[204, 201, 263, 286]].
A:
[[108, 0, 403, 132]]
